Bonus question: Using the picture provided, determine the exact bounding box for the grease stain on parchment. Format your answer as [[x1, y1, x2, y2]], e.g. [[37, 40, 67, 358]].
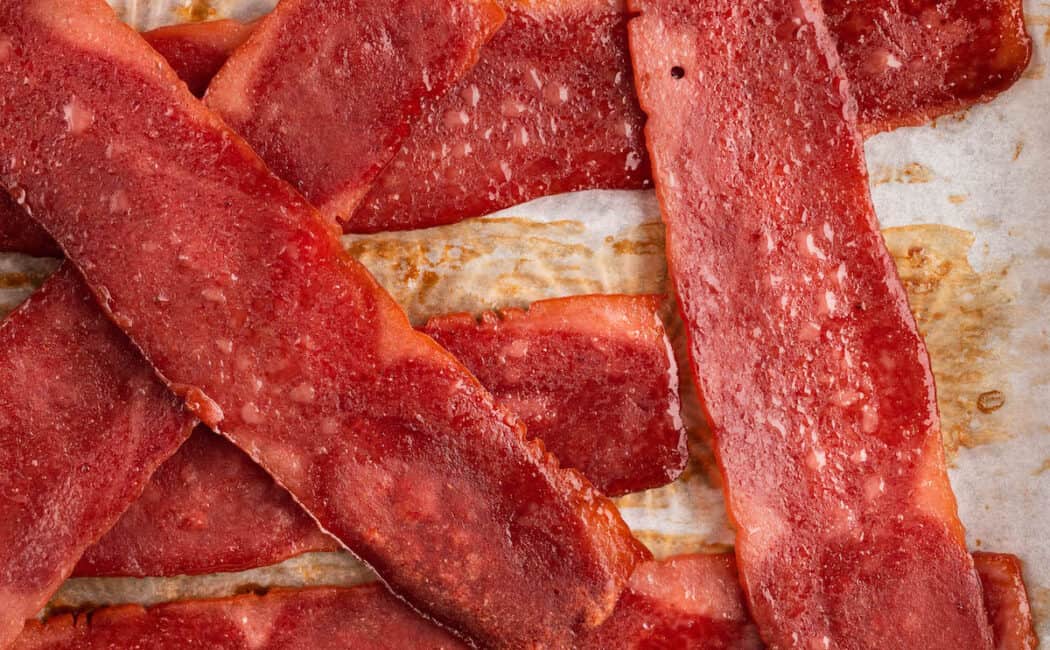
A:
[[0, 254, 60, 319], [871, 162, 935, 185], [174, 0, 216, 21], [883, 225, 1014, 454], [345, 217, 668, 326], [47, 552, 372, 614]]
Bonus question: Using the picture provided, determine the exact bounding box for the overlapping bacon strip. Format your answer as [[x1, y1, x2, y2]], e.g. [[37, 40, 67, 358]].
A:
[[975, 552, 1041, 650], [74, 295, 683, 578], [203, 0, 508, 224], [73, 427, 338, 579], [17, 553, 1037, 648], [0, 0, 1030, 250], [351, 0, 1029, 232], [826, 0, 1032, 136], [18, 555, 762, 649], [0, 268, 195, 646], [628, 0, 995, 646], [0, 0, 647, 645], [141, 19, 255, 98], [423, 295, 686, 496]]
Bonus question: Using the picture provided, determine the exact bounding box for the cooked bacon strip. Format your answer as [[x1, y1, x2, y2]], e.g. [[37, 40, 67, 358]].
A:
[[974, 552, 1039, 650], [349, 0, 650, 233], [73, 427, 339, 578], [18, 556, 760, 649], [0, 266, 195, 647], [141, 19, 254, 98], [49, 552, 1036, 648], [75, 294, 681, 578], [826, 0, 1031, 136], [0, 1, 1031, 252], [349, 0, 1031, 232], [13, 586, 465, 650], [0, 0, 646, 644], [628, 0, 994, 647], [424, 294, 686, 496], [204, 0, 506, 224], [582, 554, 763, 648]]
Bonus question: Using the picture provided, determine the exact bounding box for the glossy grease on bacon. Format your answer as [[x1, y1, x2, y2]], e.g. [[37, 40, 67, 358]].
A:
[[628, 0, 993, 646], [424, 294, 686, 496], [0, 1, 646, 644], [350, 0, 650, 233], [142, 19, 254, 98], [74, 427, 338, 579], [0, 266, 194, 647], [204, 0, 505, 224]]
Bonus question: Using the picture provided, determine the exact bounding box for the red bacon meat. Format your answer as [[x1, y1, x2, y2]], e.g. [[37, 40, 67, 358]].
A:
[[628, 0, 994, 647], [12, 585, 466, 650], [73, 427, 338, 579], [974, 552, 1040, 650], [424, 294, 687, 496], [51, 551, 1038, 648], [0, 266, 195, 647], [0, 0, 1032, 253], [825, 0, 1032, 136], [203, 0, 506, 225], [76, 294, 683, 578], [0, 0, 646, 644], [349, 0, 1031, 232], [0, 192, 59, 258], [17, 555, 761, 649], [141, 19, 255, 98], [581, 554, 763, 649], [349, 0, 651, 233]]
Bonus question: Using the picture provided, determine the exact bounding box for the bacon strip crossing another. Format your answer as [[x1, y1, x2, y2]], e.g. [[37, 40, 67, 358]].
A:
[[627, 0, 994, 646], [0, 1, 646, 644]]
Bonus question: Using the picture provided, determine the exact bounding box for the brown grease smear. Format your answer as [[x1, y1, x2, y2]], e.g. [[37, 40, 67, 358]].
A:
[[1035, 459, 1050, 476], [1025, 14, 1050, 46], [629, 531, 731, 560], [175, 0, 217, 22], [1022, 63, 1046, 80], [0, 256, 60, 318], [1031, 587, 1050, 630], [871, 162, 935, 185], [884, 225, 1014, 454], [345, 217, 667, 325]]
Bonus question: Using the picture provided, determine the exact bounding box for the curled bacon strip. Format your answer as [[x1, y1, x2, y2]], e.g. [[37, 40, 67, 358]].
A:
[[0, 0, 645, 644]]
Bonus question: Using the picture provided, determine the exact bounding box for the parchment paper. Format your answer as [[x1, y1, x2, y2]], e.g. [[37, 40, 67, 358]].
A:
[[2, 0, 1045, 640]]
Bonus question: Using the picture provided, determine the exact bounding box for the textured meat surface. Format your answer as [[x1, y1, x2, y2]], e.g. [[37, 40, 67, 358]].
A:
[[350, 0, 650, 233], [0, 1, 646, 645], [825, 0, 1032, 136], [0, 1, 1031, 252], [142, 19, 255, 98], [18, 556, 764, 649], [73, 427, 339, 579], [79, 294, 684, 578], [0, 192, 59, 258], [13, 586, 466, 650], [204, 0, 505, 224], [582, 554, 763, 649], [424, 294, 686, 496], [974, 552, 1039, 650], [0, 266, 194, 647], [628, 0, 993, 647]]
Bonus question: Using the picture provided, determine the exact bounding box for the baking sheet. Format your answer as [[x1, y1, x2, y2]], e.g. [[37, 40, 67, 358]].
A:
[[0, 0, 1045, 639]]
